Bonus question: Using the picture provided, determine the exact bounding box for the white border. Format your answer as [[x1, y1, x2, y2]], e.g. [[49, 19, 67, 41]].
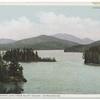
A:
[[1, 94, 100, 99], [0, 2, 97, 6], [0, 0, 100, 3], [0, 1, 100, 99]]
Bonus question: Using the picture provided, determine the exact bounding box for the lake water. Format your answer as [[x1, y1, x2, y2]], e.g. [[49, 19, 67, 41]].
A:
[[20, 50, 100, 94]]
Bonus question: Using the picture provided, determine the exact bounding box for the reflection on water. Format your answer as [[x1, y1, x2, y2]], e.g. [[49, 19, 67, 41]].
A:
[[0, 82, 24, 94]]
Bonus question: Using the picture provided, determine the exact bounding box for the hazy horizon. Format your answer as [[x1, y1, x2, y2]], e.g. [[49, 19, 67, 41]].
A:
[[0, 4, 100, 41], [0, 33, 95, 41]]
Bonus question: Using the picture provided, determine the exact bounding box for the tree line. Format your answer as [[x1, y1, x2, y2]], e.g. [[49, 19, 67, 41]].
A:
[[83, 46, 100, 64], [3, 48, 56, 62], [0, 55, 27, 83]]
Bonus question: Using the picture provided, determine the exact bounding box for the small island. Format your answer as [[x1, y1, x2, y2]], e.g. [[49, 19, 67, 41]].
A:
[[2, 48, 56, 62], [83, 46, 100, 65]]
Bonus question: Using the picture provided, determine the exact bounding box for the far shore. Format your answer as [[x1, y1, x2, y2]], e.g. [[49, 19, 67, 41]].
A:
[[85, 63, 100, 66]]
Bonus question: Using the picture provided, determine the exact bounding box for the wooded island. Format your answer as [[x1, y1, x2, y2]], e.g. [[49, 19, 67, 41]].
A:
[[3, 48, 56, 62], [0, 48, 56, 83]]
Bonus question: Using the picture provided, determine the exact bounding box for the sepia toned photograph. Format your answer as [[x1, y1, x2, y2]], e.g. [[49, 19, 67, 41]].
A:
[[0, 1, 100, 97]]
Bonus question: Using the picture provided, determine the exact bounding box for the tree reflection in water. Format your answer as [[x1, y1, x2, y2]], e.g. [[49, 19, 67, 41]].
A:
[[0, 82, 24, 94]]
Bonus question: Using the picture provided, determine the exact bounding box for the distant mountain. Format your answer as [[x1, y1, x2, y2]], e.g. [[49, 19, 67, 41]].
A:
[[82, 38, 93, 44], [64, 40, 100, 52], [0, 35, 78, 50], [0, 39, 15, 44], [53, 33, 94, 44], [13, 35, 78, 50]]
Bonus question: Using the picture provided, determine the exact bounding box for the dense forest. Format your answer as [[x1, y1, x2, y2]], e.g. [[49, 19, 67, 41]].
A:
[[0, 54, 27, 83], [83, 46, 100, 65], [3, 48, 56, 62], [0, 48, 56, 93], [0, 52, 26, 93]]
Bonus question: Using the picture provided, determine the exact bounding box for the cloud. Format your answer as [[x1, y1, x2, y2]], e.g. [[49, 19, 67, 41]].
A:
[[0, 12, 100, 40], [38, 12, 100, 40], [0, 16, 35, 40]]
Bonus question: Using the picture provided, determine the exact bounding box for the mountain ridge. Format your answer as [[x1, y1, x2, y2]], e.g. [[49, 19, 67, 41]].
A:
[[64, 40, 100, 52], [0, 35, 78, 50], [0, 39, 16, 44], [53, 33, 94, 44]]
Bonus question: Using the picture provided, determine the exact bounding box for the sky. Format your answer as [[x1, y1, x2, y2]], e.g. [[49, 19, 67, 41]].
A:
[[0, 5, 100, 40]]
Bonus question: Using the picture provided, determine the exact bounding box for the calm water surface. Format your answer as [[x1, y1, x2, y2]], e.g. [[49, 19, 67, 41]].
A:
[[21, 50, 100, 94]]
